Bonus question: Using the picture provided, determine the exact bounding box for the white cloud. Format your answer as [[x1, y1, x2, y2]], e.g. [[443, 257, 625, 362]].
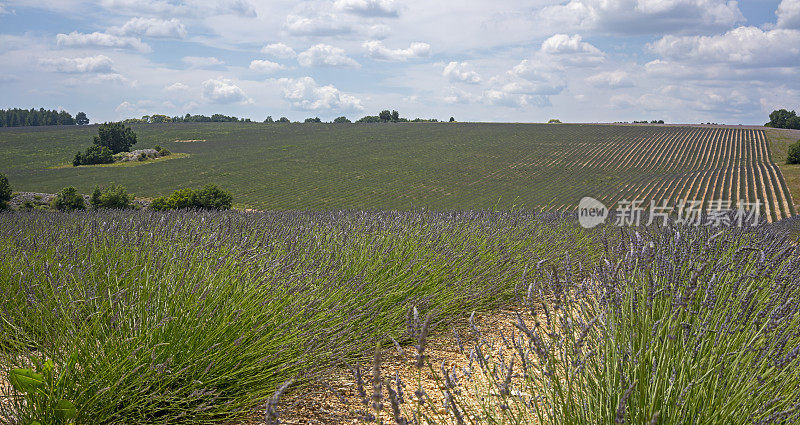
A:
[[539, 34, 604, 65], [261, 43, 296, 58], [537, 0, 744, 34], [649, 26, 800, 67], [39, 55, 115, 73], [111, 17, 187, 38], [249, 59, 284, 73], [297, 44, 359, 68], [278, 76, 363, 111], [165, 82, 191, 92], [443, 86, 479, 104], [56, 31, 151, 52], [285, 14, 352, 36], [0, 4, 9, 15], [442, 62, 481, 84], [585, 70, 633, 88], [99, 0, 256, 18], [90, 73, 134, 86], [202, 77, 251, 104], [363, 40, 430, 61], [334, 0, 399, 17], [483, 59, 565, 108], [776, 0, 800, 29], [182, 56, 225, 68]]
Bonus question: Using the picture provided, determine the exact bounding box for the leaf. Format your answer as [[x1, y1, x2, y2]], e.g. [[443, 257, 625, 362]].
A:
[[54, 399, 77, 420], [42, 359, 54, 379], [29, 421, 42, 425], [8, 368, 45, 393]]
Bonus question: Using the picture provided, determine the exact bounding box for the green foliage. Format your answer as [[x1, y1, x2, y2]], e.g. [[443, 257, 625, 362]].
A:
[[264, 116, 274, 123], [379, 110, 392, 122], [449, 116, 455, 122], [548, 118, 562, 123], [277, 117, 290, 123], [51, 187, 85, 211], [0, 108, 77, 127], [150, 185, 232, 210], [333, 116, 351, 123], [73, 145, 114, 166], [788, 139, 800, 164], [304, 117, 322, 123], [8, 358, 78, 424], [158, 147, 171, 156], [0, 172, 11, 209], [75, 112, 89, 125], [765, 109, 800, 129], [90, 184, 132, 209], [93, 122, 137, 154], [356, 115, 381, 123]]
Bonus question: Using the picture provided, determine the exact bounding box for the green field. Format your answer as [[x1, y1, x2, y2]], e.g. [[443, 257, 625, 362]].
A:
[[0, 122, 796, 218]]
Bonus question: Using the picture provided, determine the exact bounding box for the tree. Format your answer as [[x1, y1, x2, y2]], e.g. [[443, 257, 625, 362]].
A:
[[277, 117, 290, 123], [333, 116, 351, 123], [391, 110, 400, 122], [73, 145, 114, 166], [548, 119, 562, 123], [93, 122, 137, 154], [51, 187, 85, 211], [379, 110, 392, 122], [91, 184, 133, 209], [788, 140, 800, 165], [75, 112, 89, 125], [0, 173, 11, 209], [150, 185, 232, 210], [264, 116, 274, 123], [449, 117, 455, 122], [304, 117, 321, 123], [766, 109, 800, 129]]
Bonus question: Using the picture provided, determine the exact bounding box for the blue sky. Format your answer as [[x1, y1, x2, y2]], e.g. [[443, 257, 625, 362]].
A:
[[0, 0, 798, 124]]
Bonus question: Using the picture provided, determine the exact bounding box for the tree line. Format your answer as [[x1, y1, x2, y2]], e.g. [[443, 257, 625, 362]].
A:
[[0, 108, 89, 127], [765, 109, 800, 129], [124, 113, 253, 124]]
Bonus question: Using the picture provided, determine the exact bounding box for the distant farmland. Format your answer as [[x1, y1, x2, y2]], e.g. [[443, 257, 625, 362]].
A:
[[0, 122, 795, 219]]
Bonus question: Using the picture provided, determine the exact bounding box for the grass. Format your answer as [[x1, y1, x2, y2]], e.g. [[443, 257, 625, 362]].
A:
[[766, 128, 800, 210], [0, 209, 600, 424], [47, 153, 190, 169], [0, 123, 792, 217]]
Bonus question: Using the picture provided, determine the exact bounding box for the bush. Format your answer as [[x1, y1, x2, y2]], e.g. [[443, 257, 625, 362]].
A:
[[90, 184, 132, 209], [333, 116, 350, 123], [158, 147, 171, 156], [788, 140, 800, 164], [548, 118, 562, 123], [154, 145, 162, 151], [0, 172, 11, 209], [73, 145, 114, 166], [150, 185, 232, 210], [51, 187, 85, 211]]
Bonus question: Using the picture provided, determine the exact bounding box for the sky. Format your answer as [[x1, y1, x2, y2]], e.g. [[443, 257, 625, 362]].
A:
[[0, 0, 798, 124]]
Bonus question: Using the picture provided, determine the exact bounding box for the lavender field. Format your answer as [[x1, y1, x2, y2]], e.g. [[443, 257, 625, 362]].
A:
[[0, 209, 798, 424]]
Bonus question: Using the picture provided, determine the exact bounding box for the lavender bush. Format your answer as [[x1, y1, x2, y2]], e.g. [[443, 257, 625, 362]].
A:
[[360, 224, 800, 424], [0, 209, 597, 424]]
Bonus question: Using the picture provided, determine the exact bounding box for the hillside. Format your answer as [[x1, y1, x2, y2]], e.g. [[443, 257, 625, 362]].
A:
[[0, 122, 795, 219]]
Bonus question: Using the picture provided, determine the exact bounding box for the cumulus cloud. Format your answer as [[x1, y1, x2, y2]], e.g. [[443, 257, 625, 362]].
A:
[[285, 14, 352, 36], [585, 70, 633, 88], [334, 0, 399, 17], [111, 17, 187, 38], [278, 76, 363, 111], [56, 31, 151, 52], [261, 42, 296, 58], [202, 77, 251, 104], [537, 0, 744, 35], [182, 56, 225, 68], [649, 26, 800, 67], [539, 34, 604, 65], [249, 59, 284, 73], [442, 62, 481, 84], [165, 82, 191, 92], [483, 60, 565, 108], [776, 0, 800, 29], [39, 55, 115, 73], [443, 86, 479, 104], [363, 40, 430, 61], [297, 44, 359, 68]]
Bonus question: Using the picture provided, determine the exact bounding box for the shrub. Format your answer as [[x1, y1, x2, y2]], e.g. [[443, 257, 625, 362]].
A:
[[90, 184, 132, 209], [150, 185, 232, 210], [548, 118, 562, 123], [154, 145, 162, 151], [73, 145, 114, 166], [51, 187, 84, 211], [333, 116, 350, 123], [137, 152, 147, 162], [158, 147, 171, 156], [0, 172, 11, 209], [788, 139, 800, 164]]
